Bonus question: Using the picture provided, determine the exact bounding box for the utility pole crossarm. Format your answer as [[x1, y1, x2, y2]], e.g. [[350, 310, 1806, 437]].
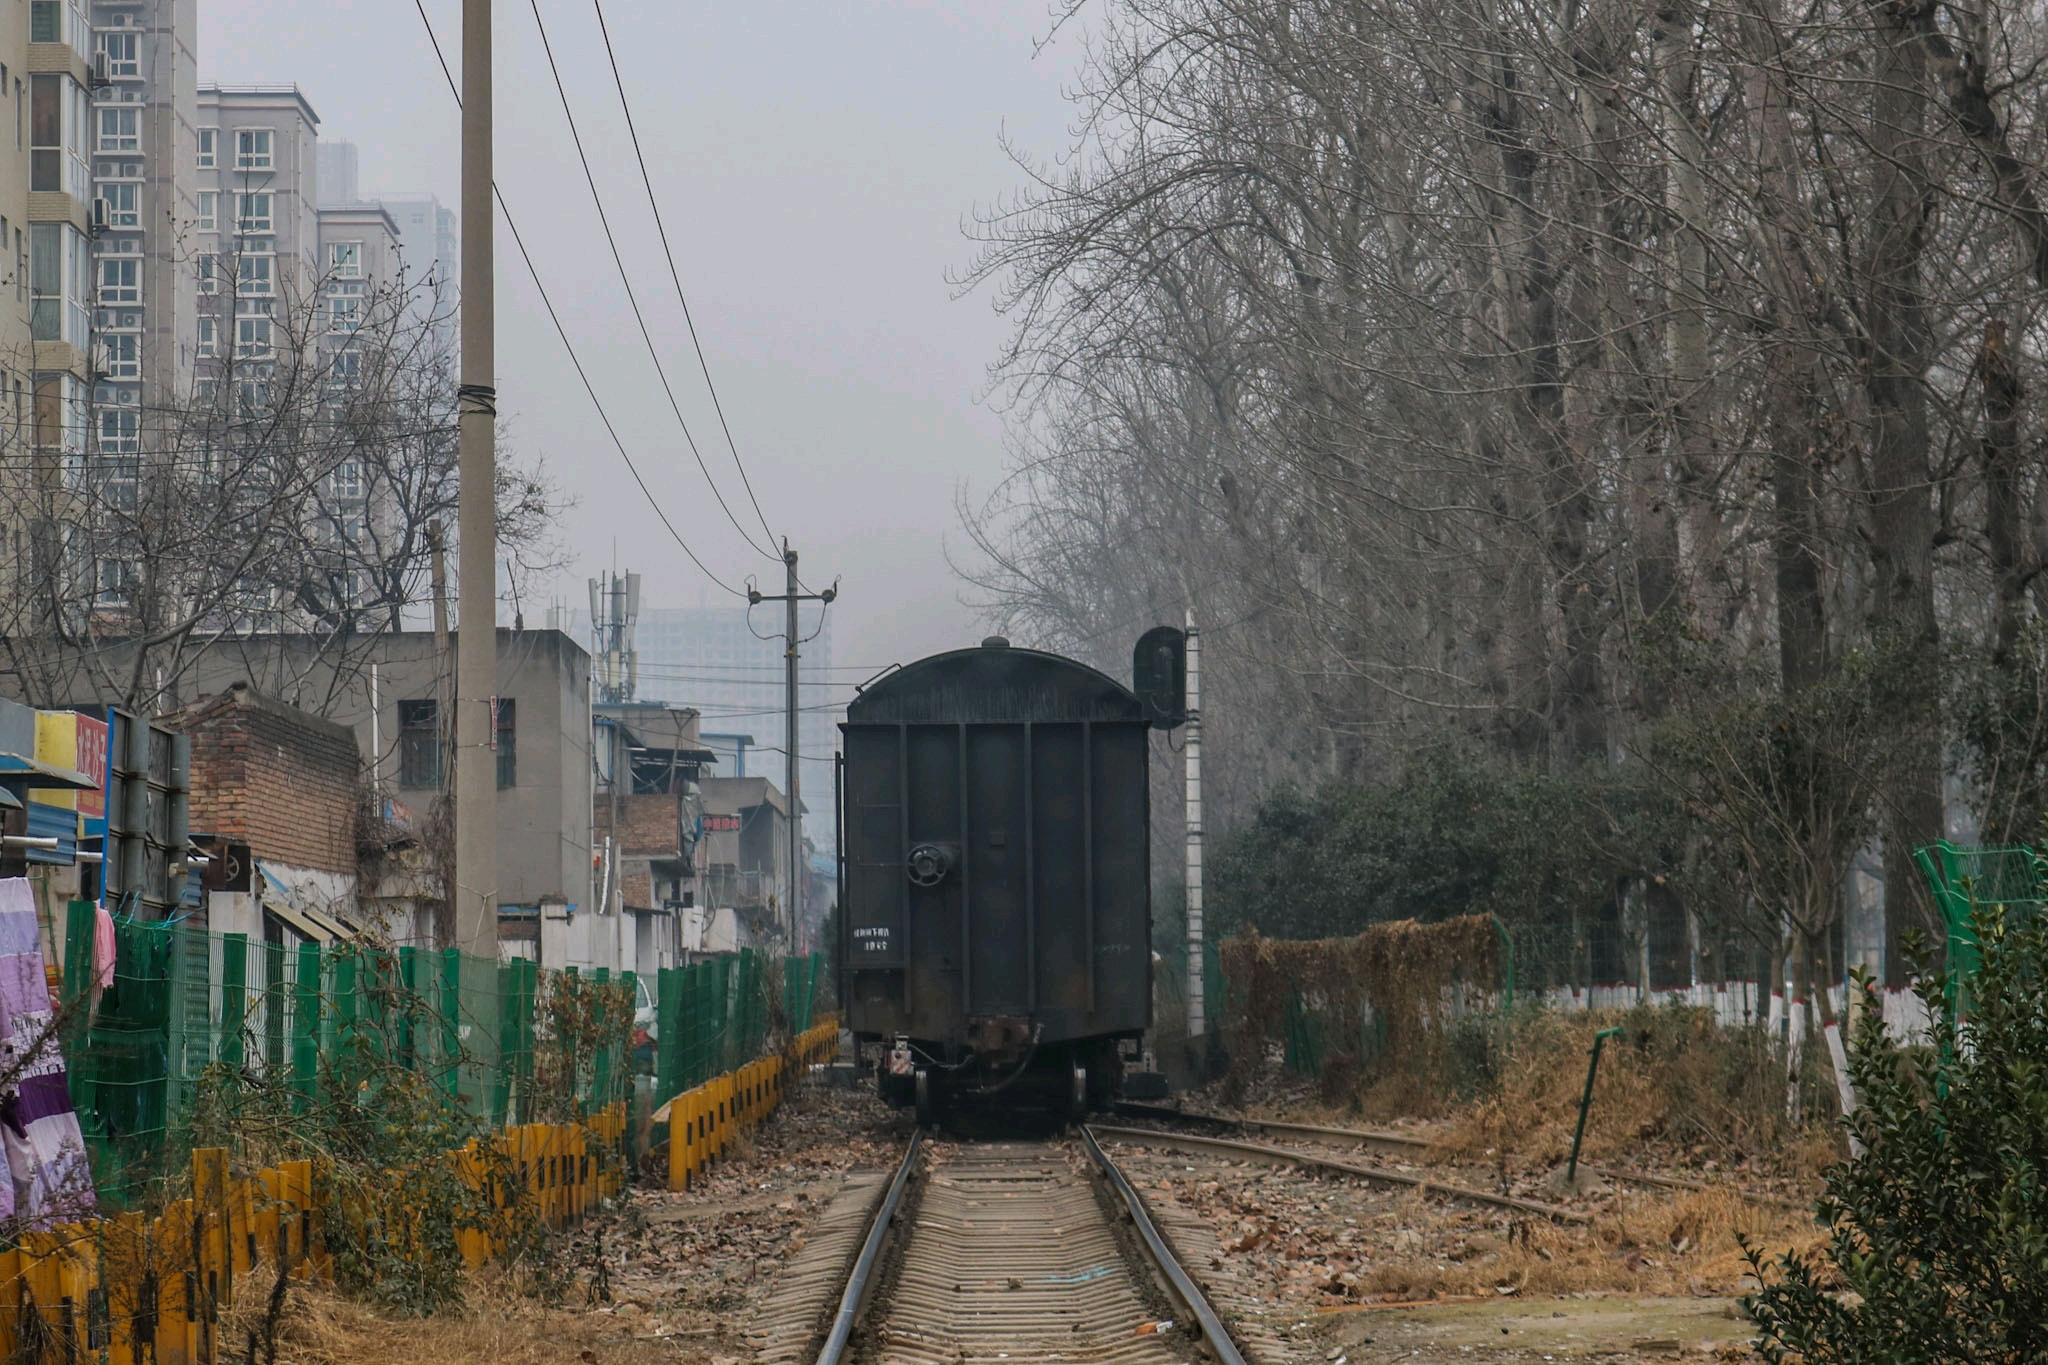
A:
[[748, 542, 837, 951]]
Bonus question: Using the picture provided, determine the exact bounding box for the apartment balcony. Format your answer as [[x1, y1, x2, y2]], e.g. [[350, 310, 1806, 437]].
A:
[[27, 2, 90, 79]]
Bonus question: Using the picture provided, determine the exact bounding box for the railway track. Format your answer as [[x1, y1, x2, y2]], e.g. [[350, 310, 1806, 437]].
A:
[[812, 1127, 1250, 1365], [1113, 1102, 1807, 1208]]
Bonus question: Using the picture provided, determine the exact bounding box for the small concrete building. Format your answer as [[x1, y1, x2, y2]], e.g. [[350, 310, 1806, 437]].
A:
[[11, 628, 596, 947], [696, 775, 797, 948], [590, 702, 712, 977]]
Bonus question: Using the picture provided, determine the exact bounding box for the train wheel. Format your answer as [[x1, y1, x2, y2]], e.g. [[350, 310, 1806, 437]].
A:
[[915, 1068, 935, 1127]]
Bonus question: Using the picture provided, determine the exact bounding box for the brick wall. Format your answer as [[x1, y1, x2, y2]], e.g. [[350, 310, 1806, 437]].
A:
[[611, 794, 682, 858], [168, 684, 362, 875]]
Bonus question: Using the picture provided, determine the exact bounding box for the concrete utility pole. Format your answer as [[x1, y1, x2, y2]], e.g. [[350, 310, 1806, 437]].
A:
[[1185, 609, 1204, 1040], [452, 0, 498, 955], [749, 544, 835, 951], [785, 547, 799, 952]]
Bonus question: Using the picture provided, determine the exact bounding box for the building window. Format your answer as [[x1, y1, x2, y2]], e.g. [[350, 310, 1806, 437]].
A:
[[234, 191, 270, 233], [233, 127, 270, 169], [195, 314, 216, 357], [235, 253, 270, 295], [495, 697, 516, 789], [95, 255, 136, 304], [31, 2, 87, 54], [95, 105, 136, 153], [96, 404, 136, 453], [97, 30, 138, 79], [196, 126, 214, 168], [330, 459, 362, 497], [102, 180, 138, 228], [100, 331, 137, 378], [195, 190, 214, 232], [234, 311, 271, 358], [327, 294, 358, 332], [195, 250, 216, 293], [94, 557, 132, 605], [327, 240, 360, 278], [398, 699, 441, 789], [29, 221, 86, 348], [30, 74, 88, 200]]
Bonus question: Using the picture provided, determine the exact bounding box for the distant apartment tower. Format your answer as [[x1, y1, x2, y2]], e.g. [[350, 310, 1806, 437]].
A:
[[318, 141, 451, 344], [86, 0, 196, 508], [372, 191, 455, 343]]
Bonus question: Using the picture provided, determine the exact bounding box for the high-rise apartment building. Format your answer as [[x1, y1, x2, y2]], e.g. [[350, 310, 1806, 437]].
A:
[[370, 191, 455, 343], [0, 3, 63, 617], [35, 1, 444, 628], [195, 84, 320, 367], [86, 0, 195, 510], [27, 2, 93, 487], [0, 0, 102, 615], [318, 143, 454, 349], [314, 137, 353, 208]]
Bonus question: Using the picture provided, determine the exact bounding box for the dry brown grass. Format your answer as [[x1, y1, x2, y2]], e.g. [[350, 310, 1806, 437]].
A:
[[1432, 1008, 1840, 1181], [217, 1267, 706, 1365], [1360, 1186, 1820, 1301]]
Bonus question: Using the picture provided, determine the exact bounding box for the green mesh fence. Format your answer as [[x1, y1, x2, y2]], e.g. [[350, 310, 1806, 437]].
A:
[[647, 949, 825, 1114], [1914, 840, 2047, 1012], [57, 904, 800, 1206]]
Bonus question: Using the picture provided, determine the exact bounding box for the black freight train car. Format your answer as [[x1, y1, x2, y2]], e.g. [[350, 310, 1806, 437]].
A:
[[837, 636, 1154, 1120]]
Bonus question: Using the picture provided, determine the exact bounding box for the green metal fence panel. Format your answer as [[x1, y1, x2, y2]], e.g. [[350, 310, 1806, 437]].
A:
[[438, 947, 462, 1104], [264, 937, 287, 1073], [1914, 840, 2046, 1012], [293, 942, 322, 1111], [655, 966, 681, 1105], [220, 933, 248, 1071]]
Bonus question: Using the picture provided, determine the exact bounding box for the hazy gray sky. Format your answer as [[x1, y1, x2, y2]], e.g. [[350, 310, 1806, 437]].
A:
[[206, 0, 1079, 684]]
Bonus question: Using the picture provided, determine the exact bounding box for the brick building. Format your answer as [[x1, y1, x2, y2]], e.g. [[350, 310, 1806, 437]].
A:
[[166, 682, 359, 874]]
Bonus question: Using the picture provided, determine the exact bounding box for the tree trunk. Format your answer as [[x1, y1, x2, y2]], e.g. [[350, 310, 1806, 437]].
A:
[[1655, 0, 1719, 630], [1864, 0, 1945, 985], [1742, 0, 1830, 695], [1981, 319, 2026, 662]]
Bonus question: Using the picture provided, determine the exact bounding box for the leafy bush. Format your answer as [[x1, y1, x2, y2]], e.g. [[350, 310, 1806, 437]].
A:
[[1207, 741, 1658, 940], [1746, 908, 2048, 1361]]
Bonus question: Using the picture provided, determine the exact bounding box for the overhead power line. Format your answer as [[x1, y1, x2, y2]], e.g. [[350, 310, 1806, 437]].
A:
[[526, 0, 780, 564], [590, 0, 780, 556], [411, 0, 745, 599]]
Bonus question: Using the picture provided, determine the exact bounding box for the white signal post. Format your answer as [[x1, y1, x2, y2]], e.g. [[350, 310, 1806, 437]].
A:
[[1185, 610, 1204, 1039]]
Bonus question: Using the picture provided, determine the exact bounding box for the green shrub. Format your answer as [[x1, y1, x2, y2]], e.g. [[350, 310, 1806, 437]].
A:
[[1745, 908, 2048, 1362]]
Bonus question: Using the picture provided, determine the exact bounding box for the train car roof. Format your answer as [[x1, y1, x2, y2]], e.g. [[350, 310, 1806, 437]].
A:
[[845, 638, 1147, 726]]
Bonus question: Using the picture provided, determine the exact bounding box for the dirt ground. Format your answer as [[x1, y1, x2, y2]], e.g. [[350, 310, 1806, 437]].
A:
[[1100, 1054, 1828, 1365], [234, 1079, 905, 1365], [231, 1065, 1808, 1364]]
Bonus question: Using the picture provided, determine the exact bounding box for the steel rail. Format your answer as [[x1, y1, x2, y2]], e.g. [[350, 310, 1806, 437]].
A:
[[814, 1128, 922, 1365], [1116, 1102, 1432, 1155], [1116, 1105, 1805, 1209], [1089, 1123, 1591, 1224], [1080, 1124, 1250, 1365]]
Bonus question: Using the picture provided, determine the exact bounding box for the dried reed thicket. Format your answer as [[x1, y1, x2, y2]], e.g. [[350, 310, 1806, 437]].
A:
[[1220, 916, 1500, 1106]]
